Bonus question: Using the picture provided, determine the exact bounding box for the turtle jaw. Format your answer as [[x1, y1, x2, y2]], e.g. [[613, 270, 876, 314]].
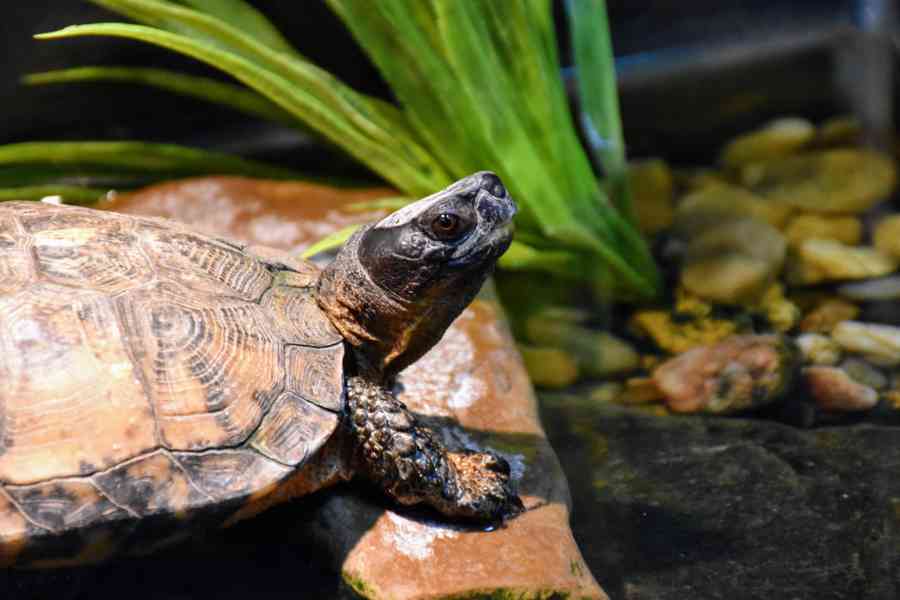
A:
[[447, 222, 513, 270]]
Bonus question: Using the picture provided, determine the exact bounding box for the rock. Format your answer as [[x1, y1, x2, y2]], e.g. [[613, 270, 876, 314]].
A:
[[741, 148, 897, 214], [525, 314, 640, 378], [518, 344, 580, 388], [832, 321, 900, 366], [803, 366, 879, 412], [786, 239, 897, 285], [795, 333, 842, 365], [873, 214, 900, 260], [589, 382, 624, 404], [630, 309, 738, 354], [101, 177, 604, 600], [675, 167, 731, 192], [755, 283, 801, 332], [314, 293, 604, 599], [652, 335, 796, 414], [840, 357, 888, 390], [540, 397, 900, 599], [838, 275, 900, 301], [719, 116, 815, 169], [675, 184, 793, 229], [884, 390, 900, 410], [815, 114, 861, 147], [799, 297, 860, 333], [680, 217, 787, 305], [104, 176, 395, 254], [629, 158, 674, 235], [615, 377, 663, 405], [784, 214, 862, 247]]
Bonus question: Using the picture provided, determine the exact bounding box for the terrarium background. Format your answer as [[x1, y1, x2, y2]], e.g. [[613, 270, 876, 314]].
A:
[[1, 0, 863, 166]]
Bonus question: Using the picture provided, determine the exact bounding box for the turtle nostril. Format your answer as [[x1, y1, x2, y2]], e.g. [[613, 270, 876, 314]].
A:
[[479, 172, 506, 198]]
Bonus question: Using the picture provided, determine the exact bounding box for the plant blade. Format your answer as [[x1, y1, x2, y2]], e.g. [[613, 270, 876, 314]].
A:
[[168, 0, 297, 54], [566, 0, 634, 222], [0, 141, 302, 179], [0, 186, 109, 204], [38, 20, 448, 196], [24, 66, 298, 126]]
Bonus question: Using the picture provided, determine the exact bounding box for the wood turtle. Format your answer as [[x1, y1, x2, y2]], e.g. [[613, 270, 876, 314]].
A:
[[0, 171, 521, 567]]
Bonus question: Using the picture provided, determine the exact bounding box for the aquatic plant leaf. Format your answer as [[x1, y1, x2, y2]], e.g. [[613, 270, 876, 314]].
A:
[[498, 241, 584, 276], [87, 0, 445, 187], [168, 0, 297, 54], [300, 224, 359, 259], [24, 67, 297, 126], [0, 141, 300, 179], [566, 0, 633, 221], [0, 186, 109, 204], [40, 10, 448, 197], [38, 0, 662, 300]]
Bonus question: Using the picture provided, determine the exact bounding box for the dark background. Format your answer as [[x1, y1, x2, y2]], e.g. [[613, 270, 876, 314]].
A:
[[0, 0, 870, 167]]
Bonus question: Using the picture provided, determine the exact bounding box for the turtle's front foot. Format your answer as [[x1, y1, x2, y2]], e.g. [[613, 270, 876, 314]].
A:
[[347, 376, 522, 523], [439, 449, 524, 521]]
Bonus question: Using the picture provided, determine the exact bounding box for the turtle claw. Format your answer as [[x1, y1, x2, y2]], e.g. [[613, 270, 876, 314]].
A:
[[444, 450, 522, 522]]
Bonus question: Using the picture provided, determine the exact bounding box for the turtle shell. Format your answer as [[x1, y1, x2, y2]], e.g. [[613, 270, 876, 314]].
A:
[[0, 202, 345, 566]]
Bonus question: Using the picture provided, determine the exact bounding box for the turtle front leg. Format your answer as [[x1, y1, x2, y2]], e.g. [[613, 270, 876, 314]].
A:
[[346, 376, 523, 522]]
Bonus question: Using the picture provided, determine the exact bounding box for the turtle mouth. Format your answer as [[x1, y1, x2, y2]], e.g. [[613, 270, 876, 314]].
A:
[[447, 223, 513, 269]]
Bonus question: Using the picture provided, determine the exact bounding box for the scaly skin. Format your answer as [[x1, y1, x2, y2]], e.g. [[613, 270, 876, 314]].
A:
[[346, 376, 522, 521]]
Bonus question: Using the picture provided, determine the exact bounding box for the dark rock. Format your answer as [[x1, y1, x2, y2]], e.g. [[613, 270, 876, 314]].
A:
[[540, 396, 900, 600]]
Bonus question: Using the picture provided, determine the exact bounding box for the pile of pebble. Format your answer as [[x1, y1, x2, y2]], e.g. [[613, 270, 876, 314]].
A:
[[520, 116, 900, 424]]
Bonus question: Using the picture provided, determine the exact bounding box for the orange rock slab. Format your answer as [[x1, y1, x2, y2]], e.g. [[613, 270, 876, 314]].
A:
[[106, 177, 605, 600]]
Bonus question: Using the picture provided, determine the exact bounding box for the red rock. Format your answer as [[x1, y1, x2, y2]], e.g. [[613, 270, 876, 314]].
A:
[[106, 177, 605, 600], [653, 334, 796, 414], [803, 366, 879, 412]]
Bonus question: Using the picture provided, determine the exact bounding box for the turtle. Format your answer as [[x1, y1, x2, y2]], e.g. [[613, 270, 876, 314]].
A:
[[0, 171, 521, 568]]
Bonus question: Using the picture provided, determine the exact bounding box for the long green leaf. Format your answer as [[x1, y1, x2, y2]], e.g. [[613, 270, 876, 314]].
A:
[[566, 0, 634, 222], [0, 186, 109, 204], [169, 0, 297, 54], [300, 224, 360, 258], [24, 66, 297, 126], [0, 141, 300, 178], [38, 21, 447, 196], [85, 0, 447, 192]]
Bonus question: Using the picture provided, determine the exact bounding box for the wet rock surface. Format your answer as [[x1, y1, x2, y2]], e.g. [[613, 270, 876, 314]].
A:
[[540, 397, 900, 600]]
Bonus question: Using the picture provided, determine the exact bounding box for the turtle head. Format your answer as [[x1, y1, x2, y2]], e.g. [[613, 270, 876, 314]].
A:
[[317, 171, 516, 379]]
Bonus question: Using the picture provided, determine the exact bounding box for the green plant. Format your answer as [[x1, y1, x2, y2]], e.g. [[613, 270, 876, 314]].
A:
[[23, 0, 660, 299]]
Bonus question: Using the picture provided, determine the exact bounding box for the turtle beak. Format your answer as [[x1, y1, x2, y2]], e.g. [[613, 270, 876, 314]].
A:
[[474, 172, 516, 254]]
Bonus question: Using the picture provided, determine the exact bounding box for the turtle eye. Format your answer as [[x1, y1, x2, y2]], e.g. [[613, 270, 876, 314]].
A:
[[430, 212, 467, 241]]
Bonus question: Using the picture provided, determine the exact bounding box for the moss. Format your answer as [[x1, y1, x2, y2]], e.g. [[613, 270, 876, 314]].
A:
[[341, 570, 374, 598], [569, 559, 585, 578]]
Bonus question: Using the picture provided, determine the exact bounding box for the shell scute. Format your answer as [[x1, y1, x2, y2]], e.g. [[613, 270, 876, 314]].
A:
[[92, 451, 208, 517], [118, 292, 285, 451], [0, 288, 157, 485], [20, 204, 154, 294], [138, 221, 272, 302], [284, 344, 345, 412], [250, 392, 339, 466], [171, 449, 292, 500], [5, 479, 130, 534], [262, 284, 342, 348], [0, 212, 34, 297]]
